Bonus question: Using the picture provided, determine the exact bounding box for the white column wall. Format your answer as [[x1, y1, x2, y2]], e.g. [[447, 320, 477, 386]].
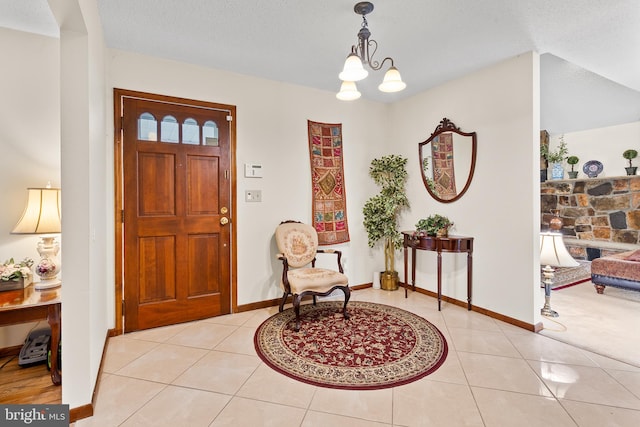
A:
[[48, 0, 109, 408]]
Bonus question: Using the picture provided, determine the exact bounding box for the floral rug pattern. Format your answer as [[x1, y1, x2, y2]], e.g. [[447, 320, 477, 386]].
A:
[[254, 301, 447, 390]]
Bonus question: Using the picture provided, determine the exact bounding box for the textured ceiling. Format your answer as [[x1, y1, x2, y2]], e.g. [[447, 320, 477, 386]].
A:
[[2, 0, 639, 135]]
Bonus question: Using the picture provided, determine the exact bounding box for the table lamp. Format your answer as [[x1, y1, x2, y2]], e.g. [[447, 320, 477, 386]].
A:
[[539, 232, 578, 317], [11, 185, 62, 290]]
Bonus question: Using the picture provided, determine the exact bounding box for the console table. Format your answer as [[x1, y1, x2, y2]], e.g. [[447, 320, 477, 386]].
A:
[[0, 284, 61, 385], [402, 232, 474, 311]]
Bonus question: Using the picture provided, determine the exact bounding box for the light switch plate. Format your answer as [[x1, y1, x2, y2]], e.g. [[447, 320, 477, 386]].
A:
[[245, 190, 262, 202]]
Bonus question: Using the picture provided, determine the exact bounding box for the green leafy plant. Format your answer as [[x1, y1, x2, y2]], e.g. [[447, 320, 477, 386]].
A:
[[543, 136, 569, 164], [415, 214, 453, 237], [623, 149, 638, 167], [566, 155, 579, 172], [362, 155, 409, 274]]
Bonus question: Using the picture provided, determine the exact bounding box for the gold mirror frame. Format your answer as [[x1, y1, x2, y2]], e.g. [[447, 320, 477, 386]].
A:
[[419, 118, 477, 203]]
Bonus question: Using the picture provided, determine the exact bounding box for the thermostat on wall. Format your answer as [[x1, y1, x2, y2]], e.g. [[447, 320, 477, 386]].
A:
[[244, 163, 263, 178]]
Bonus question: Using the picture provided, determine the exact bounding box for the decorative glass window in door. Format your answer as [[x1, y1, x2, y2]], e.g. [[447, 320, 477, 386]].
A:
[[137, 112, 157, 141], [160, 115, 179, 143], [203, 120, 219, 146], [182, 118, 200, 145]]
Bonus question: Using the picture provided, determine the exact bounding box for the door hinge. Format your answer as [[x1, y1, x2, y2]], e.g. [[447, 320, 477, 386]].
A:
[[121, 299, 125, 314], [120, 116, 124, 132], [226, 115, 233, 121], [224, 170, 229, 180], [121, 209, 125, 223]]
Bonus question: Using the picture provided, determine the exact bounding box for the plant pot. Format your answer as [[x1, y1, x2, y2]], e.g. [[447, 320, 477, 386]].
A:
[[568, 171, 578, 179], [550, 163, 564, 180], [0, 277, 27, 292], [380, 271, 398, 291], [436, 228, 449, 237], [625, 166, 637, 176]]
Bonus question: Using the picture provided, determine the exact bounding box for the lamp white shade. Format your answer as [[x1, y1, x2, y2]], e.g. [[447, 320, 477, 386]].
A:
[[12, 187, 61, 234], [339, 53, 368, 82], [540, 232, 579, 268], [336, 81, 361, 101], [378, 66, 407, 92]]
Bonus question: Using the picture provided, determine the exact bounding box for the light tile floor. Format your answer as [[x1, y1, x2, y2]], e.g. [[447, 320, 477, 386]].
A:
[[74, 288, 640, 426]]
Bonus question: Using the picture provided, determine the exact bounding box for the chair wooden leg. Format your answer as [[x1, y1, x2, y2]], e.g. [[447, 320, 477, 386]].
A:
[[279, 292, 288, 312], [293, 294, 303, 331], [342, 287, 351, 320]]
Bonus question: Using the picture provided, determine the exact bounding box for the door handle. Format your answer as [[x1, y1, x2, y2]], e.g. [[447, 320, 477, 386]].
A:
[[220, 217, 229, 225]]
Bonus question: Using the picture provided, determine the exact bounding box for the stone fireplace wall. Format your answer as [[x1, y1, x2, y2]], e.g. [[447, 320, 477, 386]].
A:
[[541, 176, 640, 260]]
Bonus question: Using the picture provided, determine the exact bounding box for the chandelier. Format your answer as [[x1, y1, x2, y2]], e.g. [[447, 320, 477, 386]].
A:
[[337, 2, 406, 101]]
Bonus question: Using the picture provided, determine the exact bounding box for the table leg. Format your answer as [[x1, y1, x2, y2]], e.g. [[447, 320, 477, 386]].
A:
[[412, 248, 416, 294], [437, 251, 442, 311], [467, 252, 473, 310], [404, 245, 408, 298], [47, 303, 61, 386]]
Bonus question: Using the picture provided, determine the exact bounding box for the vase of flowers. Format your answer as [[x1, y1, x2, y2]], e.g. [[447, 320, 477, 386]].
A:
[[0, 258, 34, 291]]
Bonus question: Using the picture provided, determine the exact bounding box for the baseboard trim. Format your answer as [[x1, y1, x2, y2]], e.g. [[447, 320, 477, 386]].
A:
[[69, 329, 113, 423], [400, 282, 539, 332], [0, 344, 22, 358]]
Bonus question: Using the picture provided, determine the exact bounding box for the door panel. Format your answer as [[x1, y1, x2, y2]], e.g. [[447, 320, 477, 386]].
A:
[[122, 96, 232, 331]]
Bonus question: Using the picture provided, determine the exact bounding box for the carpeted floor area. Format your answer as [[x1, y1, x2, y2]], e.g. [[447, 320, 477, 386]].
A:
[[540, 280, 640, 367]]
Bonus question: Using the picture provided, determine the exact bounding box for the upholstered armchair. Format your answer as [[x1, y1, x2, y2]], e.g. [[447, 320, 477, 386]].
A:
[[275, 220, 350, 331]]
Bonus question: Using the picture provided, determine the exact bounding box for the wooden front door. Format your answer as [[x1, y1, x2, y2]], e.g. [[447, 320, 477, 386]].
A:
[[120, 94, 233, 331]]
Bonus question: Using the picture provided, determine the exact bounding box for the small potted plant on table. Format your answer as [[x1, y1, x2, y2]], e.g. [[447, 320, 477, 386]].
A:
[[567, 156, 579, 179], [415, 214, 454, 237], [623, 149, 638, 175]]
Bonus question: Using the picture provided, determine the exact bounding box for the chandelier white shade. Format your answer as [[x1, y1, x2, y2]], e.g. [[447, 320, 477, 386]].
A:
[[379, 66, 407, 92], [339, 53, 369, 82], [336, 81, 362, 101], [337, 2, 406, 100]]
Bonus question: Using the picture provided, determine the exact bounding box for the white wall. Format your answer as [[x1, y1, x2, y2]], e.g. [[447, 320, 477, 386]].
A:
[[390, 52, 542, 323], [108, 50, 390, 306], [547, 121, 640, 179], [0, 28, 60, 347]]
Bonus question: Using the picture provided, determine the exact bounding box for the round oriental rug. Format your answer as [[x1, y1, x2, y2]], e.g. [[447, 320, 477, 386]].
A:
[[253, 300, 448, 390]]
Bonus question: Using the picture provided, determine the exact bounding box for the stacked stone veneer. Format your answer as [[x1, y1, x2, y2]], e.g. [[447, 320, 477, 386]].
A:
[[541, 176, 640, 260]]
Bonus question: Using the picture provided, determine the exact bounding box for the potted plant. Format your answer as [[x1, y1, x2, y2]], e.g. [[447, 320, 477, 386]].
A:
[[623, 149, 638, 175], [363, 154, 409, 291], [415, 214, 454, 237], [542, 136, 569, 180], [566, 156, 580, 179]]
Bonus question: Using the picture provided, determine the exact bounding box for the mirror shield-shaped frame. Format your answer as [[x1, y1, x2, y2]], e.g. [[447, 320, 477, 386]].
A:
[[419, 118, 477, 203]]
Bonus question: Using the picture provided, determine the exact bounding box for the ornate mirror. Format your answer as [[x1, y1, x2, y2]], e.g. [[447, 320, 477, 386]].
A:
[[419, 118, 477, 203]]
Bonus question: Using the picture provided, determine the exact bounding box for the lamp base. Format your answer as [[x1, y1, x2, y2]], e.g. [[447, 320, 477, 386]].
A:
[[34, 279, 61, 290], [540, 306, 559, 317]]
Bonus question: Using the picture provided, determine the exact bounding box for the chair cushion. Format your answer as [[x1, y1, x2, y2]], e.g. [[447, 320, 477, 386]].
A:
[[286, 268, 349, 294]]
